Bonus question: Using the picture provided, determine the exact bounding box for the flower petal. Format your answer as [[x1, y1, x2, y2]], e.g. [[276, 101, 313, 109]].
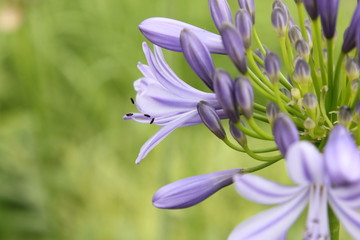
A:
[[330, 183, 360, 209], [135, 110, 198, 164], [139, 17, 225, 53], [286, 141, 324, 184], [228, 188, 308, 240], [233, 174, 307, 205]]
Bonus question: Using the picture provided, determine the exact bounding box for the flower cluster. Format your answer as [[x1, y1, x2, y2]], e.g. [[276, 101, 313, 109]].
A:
[[124, 0, 360, 239]]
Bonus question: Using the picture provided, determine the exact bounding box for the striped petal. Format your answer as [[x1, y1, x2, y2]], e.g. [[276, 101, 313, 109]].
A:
[[330, 183, 360, 209]]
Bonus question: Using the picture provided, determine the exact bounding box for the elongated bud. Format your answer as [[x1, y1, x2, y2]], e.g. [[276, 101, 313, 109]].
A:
[[305, 25, 313, 48], [273, 0, 290, 21], [235, 9, 253, 49], [346, 57, 360, 80], [351, 78, 360, 93], [264, 51, 281, 84], [234, 76, 254, 118], [304, 117, 316, 130], [302, 0, 318, 20], [238, 0, 255, 24], [293, 57, 311, 85], [271, 7, 288, 37], [288, 26, 302, 46], [229, 120, 247, 147], [324, 124, 360, 185], [153, 169, 240, 209], [342, 4, 360, 53], [317, 0, 339, 39], [338, 106, 353, 126], [303, 93, 318, 110], [280, 88, 292, 99], [266, 101, 280, 125], [273, 113, 299, 156], [295, 39, 310, 61], [209, 0, 233, 31], [214, 69, 239, 122], [220, 23, 247, 74], [180, 29, 215, 90], [197, 101, 226, 139]]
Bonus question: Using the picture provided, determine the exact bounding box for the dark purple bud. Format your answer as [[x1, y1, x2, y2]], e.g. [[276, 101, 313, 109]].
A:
[[220, 23, 247, 74], [235, 9, 253, 49], [180, 29, 215, 90], [214, 69, 239, 122], [302, 0, 319, 20], [234, 76, 254, 118], [317, 0, 339, 39], [229, 120, 247, 146], [254, 48, 265, 61], [293, 57, 311, 84], [346, 57, 360, 79], [264, 51, 281, 84], [295, 39, 311, 60], [273, 113, 299, 156], [271, 7, 288, 37], [338, 106, 353, 126], [288, 26, 302, 46], [342, 4, 360, 53], [303, 93, 318, 110], [266, 101, 280, 124], [153, 169, 240, 209], [197, 101, 226, 139], [209, 0, 233, 31], [238, 0, 255, 24], [324, 124, 360, 185]]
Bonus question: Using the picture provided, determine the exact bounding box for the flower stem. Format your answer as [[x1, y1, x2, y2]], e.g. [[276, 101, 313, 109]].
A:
[[279, 37, 293, 81], [312, 19, 327, 86], [253, 27, 266, 55], [330, 52, 346, 111], [328, 205, 340, 240], [248, 117, 274, 140], [243, 145, 282, 161], [241, 159, 281, 173], [296, 2, 307, 40]]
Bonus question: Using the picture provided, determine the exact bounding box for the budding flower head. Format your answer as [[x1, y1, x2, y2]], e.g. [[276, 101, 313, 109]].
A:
[[238, 0, 255, 24], [220, 23, 247, 74], [197, 101, 226, 139], [209, 0, 233, 31], [338, 106, 353, 127], [235, 9, 253, 49], [271, 7, 288, 37], [264, 51, 281, 84], [152, 169, 240, 209], [234, 76, 254, 119], [273, 113, 299, 156], [214, 69, 239, 122], [266, 101, 280, 125], [229, 120, 247, 147]]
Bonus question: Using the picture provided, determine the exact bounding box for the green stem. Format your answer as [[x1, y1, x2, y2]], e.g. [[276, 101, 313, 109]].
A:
[[223, 138, 279, 153], [253, 112, 269, 123], [279, 37, 293, 81], [248, 117, 274, 140], [312, 19, 327, 86], [296, 2, 307, 40], [328, 205, 340, 240], [327, 39, 334, 89], [235, 121, 272, 140], [331, 52, 346, 111], [243, 145, 282, 161], [247, 49, 274, 90], [254, 103, 266, 112], [253, 27, 266, 55], [241, 159, 281, 173]]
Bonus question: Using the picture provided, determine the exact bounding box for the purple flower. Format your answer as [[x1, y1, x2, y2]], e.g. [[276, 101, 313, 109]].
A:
[[318, 0, 339, 39], [153, 169, 240, 209], [229, 125, 360, 239], [123, 42, 222, 164]]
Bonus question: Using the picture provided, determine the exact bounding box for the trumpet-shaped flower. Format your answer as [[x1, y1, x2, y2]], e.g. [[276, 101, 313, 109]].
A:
[[229, 125, 360, 240], [123, 42, 222, 164]]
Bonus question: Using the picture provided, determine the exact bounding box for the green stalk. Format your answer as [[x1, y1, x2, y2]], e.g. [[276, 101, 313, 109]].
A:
[[243, 145, 282, 161], [253, 27, 266, 55], [235, 121, 272, 140], [328, 206, 340, 240], [248, 117, 274, 140], [279, 37, 293, 81], [312, 19, 327, 86], [296, 2, 307, 40], [331, 52, 346, 110], [327, 39, 334, 90], [241, 159, 281, 173]]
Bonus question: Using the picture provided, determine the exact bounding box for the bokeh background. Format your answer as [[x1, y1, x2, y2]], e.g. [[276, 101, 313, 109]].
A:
[[0, 0, 356, 239]]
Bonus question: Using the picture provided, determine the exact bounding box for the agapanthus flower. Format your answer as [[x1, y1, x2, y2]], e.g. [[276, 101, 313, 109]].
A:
[[229, 125, 360, 239]]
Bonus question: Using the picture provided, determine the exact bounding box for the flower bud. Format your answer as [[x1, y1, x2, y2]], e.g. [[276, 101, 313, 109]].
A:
[[266, 101, 280, 125], [288, 26, 302, 46], [355, 101, 360, 116], [317, 0, 339, 39], [305, 25, 313, 48], [342, 4, 360, 53], [304, 117, 316, 130], [346, 57, 360, 80], [351, 78, 360, 93], [197, 101, 226, 139], [214, 69, 239, 122], [273, 113, 299, 156], [235, 9, 253, 49], [280, 88, 292, 99], [303, 0, 318, 20], [264, 51, 281, 84], [338, 106, 353, 126], [295, 39, 311, 61], [293, 57, 311, 86], [209, 0, 233, 31], [291, 88, 301, 100], [271, 7, 288, 37], [234, 76, 254, 118], [153, 169, 240, 209], [229, 120, 247, 147], [220, 23, 247, 74], [180, 29, 215, 90], [303, 93, 318, 110], [238, 0, 255, 24]]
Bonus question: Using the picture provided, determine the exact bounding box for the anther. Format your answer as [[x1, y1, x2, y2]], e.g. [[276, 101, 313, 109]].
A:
[[130, 97, 135, 104], [144, 114, 151, 118], [126, 113, 134, 116], [150, 118, 155, 124]]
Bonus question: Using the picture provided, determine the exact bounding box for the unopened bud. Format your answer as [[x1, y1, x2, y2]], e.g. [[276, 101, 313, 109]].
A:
[[271, 8, 288, 37], [288, 26, 302, 46], [235, 9, 253, 49], [273, 113, 299, 156], [304, 117, 316, 130], [293, 57, 311, 86], [355, 101, 360, 116], [303, 0, 319, 20], [338, 106, 353, 126], [346, 57, 360, 80], [291, 88, 301, 100], [238, 0, 255, 24], [209, 0, 233, 31], [197, 101, 226, 139], [351, 79, 360, 93], [234, 76, 254, 118], [303, 93, 318, 110], [229, 120, 247, 147], [266, 101, 280, 125], [280, 88, 292, 99], [295, 39, 311, 60], [264, 51, 281, 84]]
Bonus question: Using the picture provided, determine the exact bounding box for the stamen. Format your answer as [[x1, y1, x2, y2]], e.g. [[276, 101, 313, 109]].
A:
[[126, 113, 134, 116], [144, 114, 151, 118], [130, 97, 135, 104], [150, 118, 155, 124]]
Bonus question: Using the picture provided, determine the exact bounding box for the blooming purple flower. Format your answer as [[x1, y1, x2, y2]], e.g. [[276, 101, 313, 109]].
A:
[[229, 125, 360, 240], [153, 168, 240, 209], [123, 42, 222, 164]]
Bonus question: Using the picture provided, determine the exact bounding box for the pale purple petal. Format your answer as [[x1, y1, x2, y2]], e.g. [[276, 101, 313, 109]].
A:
[[228, 189, 308, 240], [139, 17, 225, 53], [329, 190, 360, 239], [153, 168, 240, 209], [324, 124, 360, 185], [286, 141, 324, 184], [233, 174, 307, 205], [135, 110, 198, 164], [330, 182, 360, 209]]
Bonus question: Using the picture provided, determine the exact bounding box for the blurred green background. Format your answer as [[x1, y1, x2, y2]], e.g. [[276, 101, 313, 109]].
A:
[[0, 0, 356, 239]]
